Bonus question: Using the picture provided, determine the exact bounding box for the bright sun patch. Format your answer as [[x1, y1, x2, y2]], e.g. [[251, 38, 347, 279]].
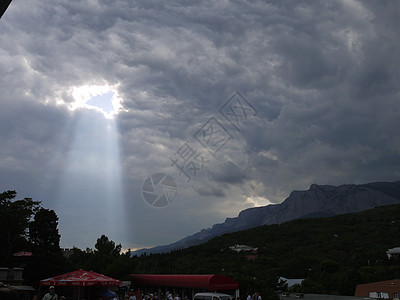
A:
[[70, 84, 123, 119]]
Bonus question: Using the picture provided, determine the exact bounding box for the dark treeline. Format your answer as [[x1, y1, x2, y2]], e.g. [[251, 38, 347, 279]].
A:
[[0, 191, 134, 288], [2, 190, 400, 299]]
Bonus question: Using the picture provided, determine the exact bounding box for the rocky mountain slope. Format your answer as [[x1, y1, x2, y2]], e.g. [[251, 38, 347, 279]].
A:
[[132, 180, 400, 256]]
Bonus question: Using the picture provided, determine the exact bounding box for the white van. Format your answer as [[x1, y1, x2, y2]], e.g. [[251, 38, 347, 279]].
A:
[[193, 293, 233, 300]]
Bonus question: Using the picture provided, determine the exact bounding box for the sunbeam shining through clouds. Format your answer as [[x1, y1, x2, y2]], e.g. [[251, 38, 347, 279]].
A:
[[54, 90, 128, 247]]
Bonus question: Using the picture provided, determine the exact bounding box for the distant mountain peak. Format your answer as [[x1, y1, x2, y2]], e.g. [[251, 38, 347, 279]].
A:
[[131, 180, 400, 256]]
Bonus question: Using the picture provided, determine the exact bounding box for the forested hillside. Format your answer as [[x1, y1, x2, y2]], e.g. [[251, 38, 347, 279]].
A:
[[132, 204, 400, 297], [132, 181, 400, 256]]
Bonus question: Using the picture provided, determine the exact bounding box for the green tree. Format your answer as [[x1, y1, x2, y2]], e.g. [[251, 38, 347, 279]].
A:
[[95, 235, 122, 257], [73, 235, 123, 275], [29, 208, 61, 251], [66, 247, 95, 271], [0, 190, 66, 286], [0, 191, 41, 265]]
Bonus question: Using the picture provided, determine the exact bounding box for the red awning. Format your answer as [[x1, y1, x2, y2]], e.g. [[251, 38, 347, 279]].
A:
[[40, 269, 122, 287], [13, 251, 33, 257], [131, 274, 239, 291]]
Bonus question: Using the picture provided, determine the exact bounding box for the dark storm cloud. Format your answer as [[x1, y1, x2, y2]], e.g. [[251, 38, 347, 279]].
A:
[[0, 98, 73, 194], [192, 184, 226, 198], [1, 0, 399, 249], [207, 162, 248, 185]]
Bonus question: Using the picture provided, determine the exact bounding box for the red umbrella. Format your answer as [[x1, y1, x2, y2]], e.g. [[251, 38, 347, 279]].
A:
[[40, 269, 122, 287]]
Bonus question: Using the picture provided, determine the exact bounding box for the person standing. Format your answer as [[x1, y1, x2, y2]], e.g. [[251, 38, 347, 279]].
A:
[[129, 293, 136, 300], [42, 286, 58, 300]]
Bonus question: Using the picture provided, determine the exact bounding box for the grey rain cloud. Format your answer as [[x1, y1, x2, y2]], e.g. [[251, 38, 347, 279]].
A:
[[0, 0, 399, 249]]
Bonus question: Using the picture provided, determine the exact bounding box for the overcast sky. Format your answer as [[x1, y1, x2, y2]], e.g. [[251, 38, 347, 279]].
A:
[[1, 0, 399, 251]]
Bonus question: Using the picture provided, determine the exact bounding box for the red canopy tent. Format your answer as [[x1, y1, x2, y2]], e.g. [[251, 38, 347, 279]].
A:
[[40, 269, 122, 287]]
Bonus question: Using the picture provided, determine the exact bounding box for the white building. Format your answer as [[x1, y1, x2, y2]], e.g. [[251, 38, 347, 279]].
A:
[[228, 244, 256, 252]]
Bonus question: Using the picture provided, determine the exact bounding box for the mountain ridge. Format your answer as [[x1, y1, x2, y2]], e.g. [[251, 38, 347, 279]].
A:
[[132, 180, 400, 256]]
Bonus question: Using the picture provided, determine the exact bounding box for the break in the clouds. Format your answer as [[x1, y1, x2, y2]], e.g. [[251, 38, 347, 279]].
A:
[[0, 0, 399, 250]]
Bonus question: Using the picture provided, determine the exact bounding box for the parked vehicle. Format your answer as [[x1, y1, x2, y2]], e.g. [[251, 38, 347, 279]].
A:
[[193, 292, 233, 300]]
